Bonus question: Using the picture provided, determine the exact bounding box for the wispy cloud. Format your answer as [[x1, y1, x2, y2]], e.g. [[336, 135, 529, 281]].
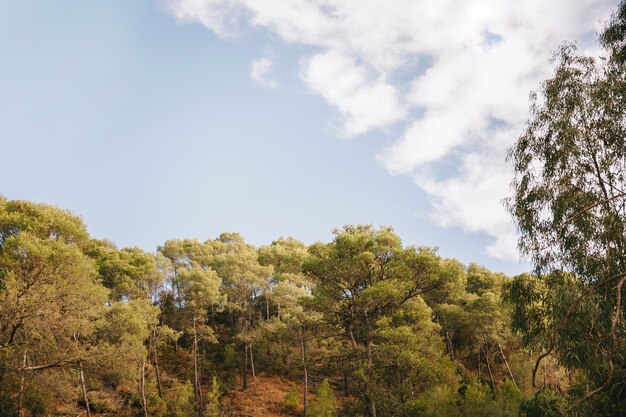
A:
[[250, 57, 277, 88], [165, 0, 617, 260]]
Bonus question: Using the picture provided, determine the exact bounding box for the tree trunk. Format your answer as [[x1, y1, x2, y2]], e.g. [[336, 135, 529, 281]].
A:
[[343, 369, 349, 397], [193, 314, 203, 417], [367, 398, 377, 417], [366, 340, 377, 417], [300, 329, 308, 417], [152, 330, 163, 398], [243, 344, 248, 390], [139, 358, 148, 417], [497, 340, 518, 389], [481, 346, 495, 392], [531, 349, 552, 391], [79, 361, 91, 417], [477, 348, 481, 381], [249, 344, 257, 395], [18, 352, 26, 417], [445, 331, 455, 360]]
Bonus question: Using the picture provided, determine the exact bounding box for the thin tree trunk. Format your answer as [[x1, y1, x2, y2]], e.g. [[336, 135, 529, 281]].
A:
[[343, 369, 349, 397], [531, 349, 552, 391], [152, 330, 163, 398], [79, 361, 91, 417], [265, 296, 270, 320], [18, 352, 26, 417], [243, 344, 248, 390], [249, 344, 257, 395], [139, 358, 148, 417], [497, 340, 518, 389], [193, 314, 203, 417], [478, 348, 481, 381], [481, 346, 495, 392], [366, 339, 377, 417], [300, 328, 308, 417], [445, 331, 455, 360]]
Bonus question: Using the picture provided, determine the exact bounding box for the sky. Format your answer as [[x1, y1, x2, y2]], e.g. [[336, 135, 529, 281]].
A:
[[0, 0, 619, 275]]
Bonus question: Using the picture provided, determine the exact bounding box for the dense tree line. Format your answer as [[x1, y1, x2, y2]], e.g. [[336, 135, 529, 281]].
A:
[[0, 197, 540, 417]]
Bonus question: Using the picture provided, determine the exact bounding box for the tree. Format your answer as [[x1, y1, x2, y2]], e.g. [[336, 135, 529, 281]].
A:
[[304, 225, 456, 417], [506, 4, 626, 413], [308, 379, 338, 417], [259, 236, 316, 414], [202, 233, 272, 392], [85, 241, 162, 301], [162, 241, 222, 417], [0, 199, 108, 416]]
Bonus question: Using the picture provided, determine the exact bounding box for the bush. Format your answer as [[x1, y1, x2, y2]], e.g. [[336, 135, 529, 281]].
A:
[[204, 376, 220, 417], [24, 388, 47, 417], [412, 385, 461, 417], [166, 380, 195, 417], [283, 383, 301, 414], [520, 388, 567, 417], [309, 379, 338, 417], [497, 379, 523, 417], [461, 382, 498, 417]]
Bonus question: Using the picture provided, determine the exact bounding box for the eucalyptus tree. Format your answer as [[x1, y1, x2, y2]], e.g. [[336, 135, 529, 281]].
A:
[[506, 3, 626, 413]]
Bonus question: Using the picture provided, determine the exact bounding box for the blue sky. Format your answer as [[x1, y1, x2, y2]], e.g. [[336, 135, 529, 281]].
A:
[[0, 0, 617, 274]]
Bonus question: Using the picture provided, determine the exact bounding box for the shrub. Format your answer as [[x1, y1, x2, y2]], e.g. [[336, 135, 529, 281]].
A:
[[283, 383, 301, 414], [309, 379, 338, 417], [204, 376, 220, 417]]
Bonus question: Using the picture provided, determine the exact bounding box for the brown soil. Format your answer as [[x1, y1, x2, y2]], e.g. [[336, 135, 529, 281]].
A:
[[222, 374, 311, 417]]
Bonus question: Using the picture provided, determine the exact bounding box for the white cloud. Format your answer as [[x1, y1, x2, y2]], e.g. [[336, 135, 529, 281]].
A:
[[301, 51, 405, 136], [165, 0, 618, 260], [250, 57, 277, 88]]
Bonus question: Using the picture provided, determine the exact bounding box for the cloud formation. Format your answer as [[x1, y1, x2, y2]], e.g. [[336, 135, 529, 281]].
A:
[[165, 0, 617, 260]]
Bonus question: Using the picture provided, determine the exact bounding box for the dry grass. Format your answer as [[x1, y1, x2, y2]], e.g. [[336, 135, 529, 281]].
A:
[[222, 374, 314, 417]]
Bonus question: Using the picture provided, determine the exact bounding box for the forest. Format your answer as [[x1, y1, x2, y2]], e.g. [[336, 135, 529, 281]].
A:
[[2, 2, 626, 417], [0, 200, 563, 417]]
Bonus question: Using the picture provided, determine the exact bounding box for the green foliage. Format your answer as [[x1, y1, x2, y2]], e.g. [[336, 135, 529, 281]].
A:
[[221, 343, 238, 365], [305, 225, 458, 415], [148, 391, 167, 417], [0, 198, 545, 417], [411, 385, 461, 417], [85, 241, 163, 301], [498, 379, 523, 417], [461, 382, 498, 417], [519, 388, 567, 417], [166, 380, 196, 417], [505, 2, 626, 411], [24, 387, 47, 417], [466, 264, 505, 296], [309, 379, 338, 417], [283, 383, 301, 414], [204, 376, 221, 417]]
